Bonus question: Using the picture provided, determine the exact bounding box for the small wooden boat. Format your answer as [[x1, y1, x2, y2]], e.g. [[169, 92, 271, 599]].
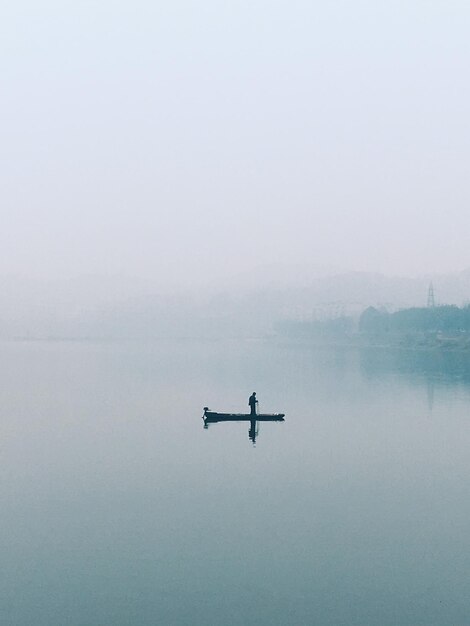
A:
[[203, 407, 285, 423]]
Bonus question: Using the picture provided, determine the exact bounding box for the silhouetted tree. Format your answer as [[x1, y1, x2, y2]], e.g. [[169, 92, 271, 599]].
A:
[[359, 307, 390, 333]]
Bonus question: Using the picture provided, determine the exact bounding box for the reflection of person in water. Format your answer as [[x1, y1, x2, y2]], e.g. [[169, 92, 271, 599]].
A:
[[248, 392, 258, 416], [249, 419, 257, 444]]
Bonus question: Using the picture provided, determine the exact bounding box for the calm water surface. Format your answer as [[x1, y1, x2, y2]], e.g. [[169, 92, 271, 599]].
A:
[[1, 339, 470, 625]]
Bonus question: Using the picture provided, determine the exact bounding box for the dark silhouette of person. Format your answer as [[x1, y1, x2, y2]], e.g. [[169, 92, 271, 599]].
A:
[[248, 392, 258, 416]]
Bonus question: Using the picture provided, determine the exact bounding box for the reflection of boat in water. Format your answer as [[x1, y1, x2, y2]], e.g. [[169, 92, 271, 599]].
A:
[[202, 407, 285, 445]]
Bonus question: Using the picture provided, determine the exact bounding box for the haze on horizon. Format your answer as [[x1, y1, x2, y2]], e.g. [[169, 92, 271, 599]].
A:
[[2, 0, 469, 289]]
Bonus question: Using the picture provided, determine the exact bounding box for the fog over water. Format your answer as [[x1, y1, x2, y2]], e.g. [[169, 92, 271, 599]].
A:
[[2, 3, 470, 625], [2, 340, 470, 626]]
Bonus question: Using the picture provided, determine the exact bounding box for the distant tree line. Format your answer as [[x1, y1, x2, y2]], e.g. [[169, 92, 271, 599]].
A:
[[359, 305, 470, 334], [277, 304, 470, 341]]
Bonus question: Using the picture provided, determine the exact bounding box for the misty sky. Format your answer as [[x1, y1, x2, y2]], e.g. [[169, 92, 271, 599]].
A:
[[2, 0, 469, 288]]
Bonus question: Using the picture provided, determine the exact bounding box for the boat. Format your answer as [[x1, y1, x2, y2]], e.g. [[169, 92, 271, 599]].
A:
[[203, 407, 285, 423]]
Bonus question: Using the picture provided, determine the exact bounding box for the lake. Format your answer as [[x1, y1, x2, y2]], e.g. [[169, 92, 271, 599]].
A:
[[1, 339, 470, 625]]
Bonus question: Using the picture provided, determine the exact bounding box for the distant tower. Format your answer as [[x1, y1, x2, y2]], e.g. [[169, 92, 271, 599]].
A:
[[427, 282, 435, 308]]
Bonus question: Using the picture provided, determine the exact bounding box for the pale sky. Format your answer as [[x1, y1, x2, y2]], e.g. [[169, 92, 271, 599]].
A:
[[1, 0, 469, 287]]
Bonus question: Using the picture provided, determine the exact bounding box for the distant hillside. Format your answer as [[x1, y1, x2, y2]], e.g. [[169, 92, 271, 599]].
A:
[[0, 269, 470, 340], [275, 269, 470, 318]]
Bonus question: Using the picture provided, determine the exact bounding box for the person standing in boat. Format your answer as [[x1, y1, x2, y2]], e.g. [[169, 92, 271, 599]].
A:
[[248, 392, 258, 416]]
